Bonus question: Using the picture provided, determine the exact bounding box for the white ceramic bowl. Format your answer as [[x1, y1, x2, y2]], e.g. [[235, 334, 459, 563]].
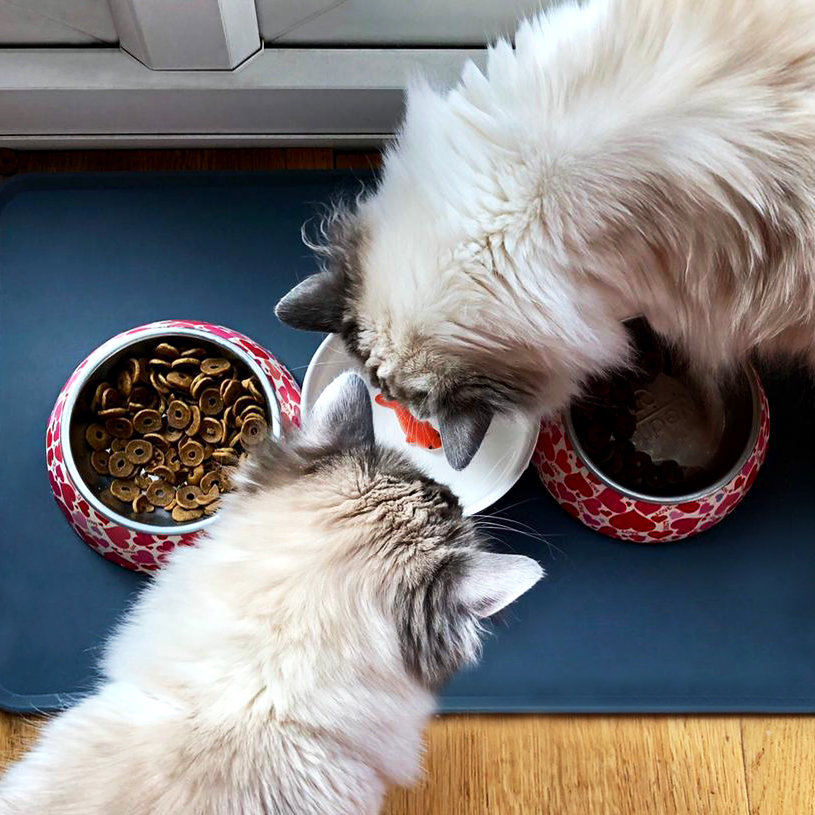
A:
[[301, 334, 539, 515]]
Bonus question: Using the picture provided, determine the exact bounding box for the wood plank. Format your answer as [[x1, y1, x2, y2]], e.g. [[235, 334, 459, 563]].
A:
[[741, 716, 815, 815], [284, 148, 333, 170], [335, 151, 383, 171], [0, 712, 43, 774], [0, 148, 321, 176], [2, 713, 751, 813], [384, 715, 750, 815]]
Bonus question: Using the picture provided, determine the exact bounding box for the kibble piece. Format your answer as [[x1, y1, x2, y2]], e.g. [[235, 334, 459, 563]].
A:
[[240, 405, 265, 423], [660, 460, 684, 486], [143, 432, 168, 450], [187, 464, 206, 486], [125, 439, 153, 465], [91, 382, 111, 412], [166, 370, 193, 391], [203, 500, 220, 516], [164, 427, 184, 443], [232, 395, 256, 416], [201, 357, 231, 376], [181, 347, 207, 358], [179, 440, 205, 467], [110, 479, 139, 502], [212, 448, 239, 466], [199, 469, 223, 494], [154, 342, 179, 359], [221, 378, 242, 406], [612, 411, 637, 440], [583, 423, 611, 451], [146, 479, 174, 507], [165, 447, 183, 471], [228, 429, 242, 448], [148, 464, 176, 484], [201, 417, 224, 445], [199, 388, 224, 416], [623, 451, 651, 483], [150, 370, 171, 395], [242, 377, 263, 402], [167, 400, 192, 430], [108, 452, 135, 479], [98, 407, 128, 418], [611, 380, 635, 407], [190, 374, 215, 400], [135, 472, 152, 490], [117, 370, 133, 398], [127, 358, 143, 386], [85, 423, 110, 451], [644, 464, 665, 492], [105, 416, 133, 439], [101, 387, 122, 410], [240, 415, 267, 448], [196, 485, 220, 506], [149, 357, 171, 371], [133, 409, 162, 434], [172, 505, 203, 523], [90, 450, 110, 475], [149, 447, 165, 468], [175, 484, 203, 509], [171, 356, 200, 371], [132, 494, 154, 514], [128, 386, 152, 409], [185, 404, 202, 436], [111, 438, 127, 452]]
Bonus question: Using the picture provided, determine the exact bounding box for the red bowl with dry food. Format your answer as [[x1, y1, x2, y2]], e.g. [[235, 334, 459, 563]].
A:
[[46, 320, 301, 572], [533, 322, 770, 542]]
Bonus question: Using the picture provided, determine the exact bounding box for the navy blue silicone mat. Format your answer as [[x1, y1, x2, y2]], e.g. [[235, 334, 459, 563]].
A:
[[1, 172, 814, 714]]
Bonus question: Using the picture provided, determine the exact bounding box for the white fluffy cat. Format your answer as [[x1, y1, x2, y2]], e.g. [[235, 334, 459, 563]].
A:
[[0, 373, 542, 815], [278, 0, 815, 469]]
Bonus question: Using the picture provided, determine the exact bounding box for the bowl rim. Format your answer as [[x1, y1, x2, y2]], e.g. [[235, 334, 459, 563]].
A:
[[60, 324, 281, 536], [562, 364, 764, 505]]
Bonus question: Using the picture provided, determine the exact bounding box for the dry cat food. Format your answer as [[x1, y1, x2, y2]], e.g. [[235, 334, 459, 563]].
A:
[[571, 323, 685, 496], [84, 341, 269, 522]]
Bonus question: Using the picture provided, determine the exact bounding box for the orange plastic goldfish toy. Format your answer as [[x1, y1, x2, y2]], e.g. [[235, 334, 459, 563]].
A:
[[374, 393, 442, 451]]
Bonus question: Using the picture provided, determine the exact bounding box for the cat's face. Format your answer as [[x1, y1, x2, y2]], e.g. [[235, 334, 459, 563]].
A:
[[275, 203, 559, 471], [276, 187, 628, 471], [238, 372, 542, 688]]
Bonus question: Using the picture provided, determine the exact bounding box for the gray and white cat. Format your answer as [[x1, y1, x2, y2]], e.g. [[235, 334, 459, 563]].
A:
[[277, 0, 815, 469], [0, 373, 541, 815]]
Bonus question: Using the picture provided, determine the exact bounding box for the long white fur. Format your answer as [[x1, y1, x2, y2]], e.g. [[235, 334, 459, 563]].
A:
[[0, 373, 541, 815], [354, 0, 815, 413], [0, 485, 431, 815]]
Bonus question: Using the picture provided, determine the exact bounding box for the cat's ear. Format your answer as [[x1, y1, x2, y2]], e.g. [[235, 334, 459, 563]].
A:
[[458, 552, 543, 618], [275, 272, 345, 333], [438, 409, 494, 471], [307, 371, 374, 449]]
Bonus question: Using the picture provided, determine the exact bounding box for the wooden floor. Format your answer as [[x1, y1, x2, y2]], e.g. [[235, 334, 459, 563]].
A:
[[1, 147, 813, 814], [1, 713, 813, 813]]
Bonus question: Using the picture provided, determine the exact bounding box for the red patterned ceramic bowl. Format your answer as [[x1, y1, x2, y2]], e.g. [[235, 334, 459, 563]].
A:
[[533, 366, 769, 542], [46, 320, 301, 573]]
